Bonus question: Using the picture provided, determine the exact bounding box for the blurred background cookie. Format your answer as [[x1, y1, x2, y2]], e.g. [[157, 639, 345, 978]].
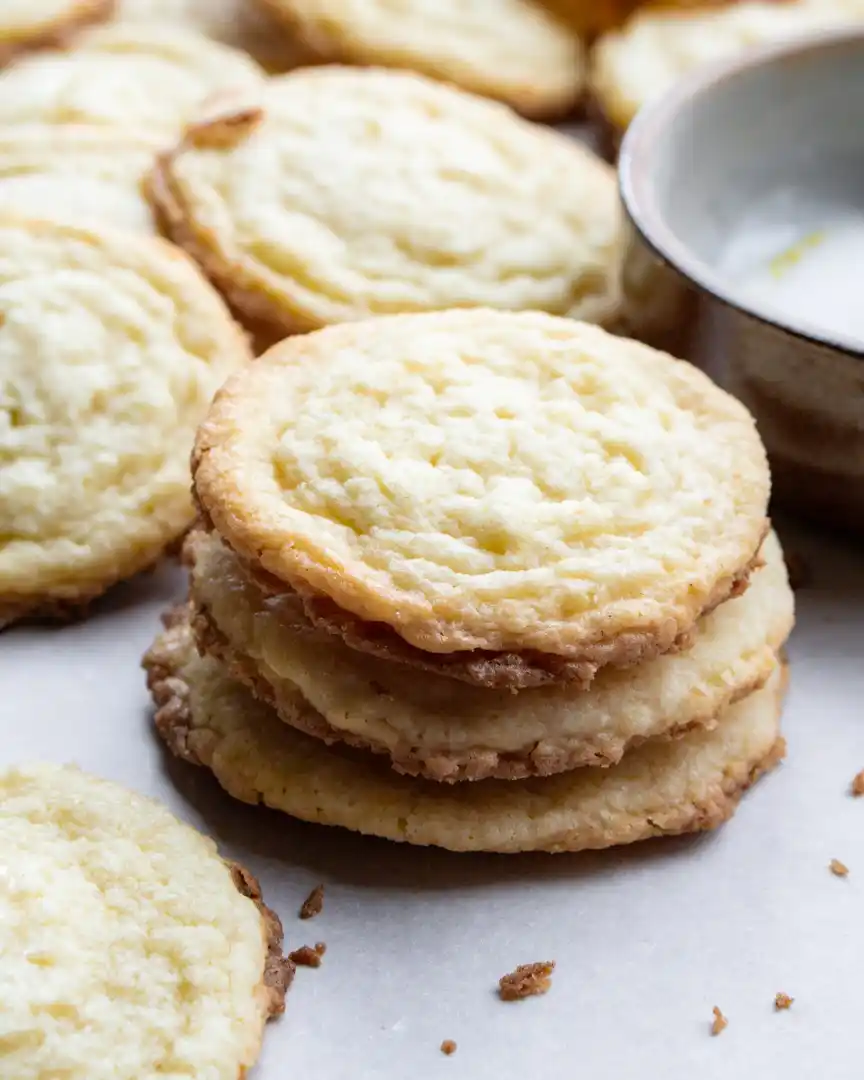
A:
[[0, 216, 251, 628], [0, 23, 265, 137], [0, 762, 292, 1076], [114, 0, 304, 72], [151, 68, 622, 338], [0, 125, 162, 230], [591, 0, 864, 134], [0, 0, 114, 64], [252, 0, 585, 117]]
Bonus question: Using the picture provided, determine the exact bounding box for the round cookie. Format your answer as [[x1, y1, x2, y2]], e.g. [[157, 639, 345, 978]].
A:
[[0, 125, 162, 232], [0, 23, 264, 137], [0, 762, 292, 1079], [193, 311, 770, 671], [188, 528, 794, 781], [0, 216, 251, 628], [591, 0, 862, 132], [0, 0, 113, 64], [150, 67, 622, 337], [145, 606, 787, 853], [252, 0, 584, 117], [114, 0, 303, 71]]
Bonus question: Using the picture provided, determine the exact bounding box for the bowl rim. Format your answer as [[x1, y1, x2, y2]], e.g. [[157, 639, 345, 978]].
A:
[[618, 25, 864, 358]]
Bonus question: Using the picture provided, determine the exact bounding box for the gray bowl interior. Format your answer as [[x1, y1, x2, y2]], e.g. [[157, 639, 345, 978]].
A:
[[621, 31, 864, 350]]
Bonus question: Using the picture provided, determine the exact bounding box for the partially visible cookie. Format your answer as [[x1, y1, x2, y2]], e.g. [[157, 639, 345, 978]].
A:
[[253, 0, 584, 117], [192, 311, 770, 667], [145, 606, 786, 853], [188, 528, 794, 781], [0, 125, 162, 231], [0, 23, 264, 136], [0, 0, 114, 64], [0, 762, 291, 1079], [0, 216, 251, 628], [591, 0, 862, 131], [114, 0, 304, 71], [151, 67, 622, 337]]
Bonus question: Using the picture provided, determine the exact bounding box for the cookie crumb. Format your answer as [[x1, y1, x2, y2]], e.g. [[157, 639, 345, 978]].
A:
[[498, 961, 555, 1001], [830, 858, 850, 877], [300, 884, 325, 920], [851, 771, 864, 797], [711, 1006, 728, 1036], [775, 993, 794, 1010], [440, 1040, 457, 1056], [314, 942, 327, 956], [289, 945, 323, 968], [784, 550, 811, 590]]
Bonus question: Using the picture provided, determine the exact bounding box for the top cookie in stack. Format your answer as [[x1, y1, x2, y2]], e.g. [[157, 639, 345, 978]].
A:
[[193, 309, 769, 689]]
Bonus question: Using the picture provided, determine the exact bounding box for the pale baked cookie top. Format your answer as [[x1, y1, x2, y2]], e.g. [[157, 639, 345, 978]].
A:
[[591, 0, 864, 130], [0, 0, 112, 56], [0, 216, 250, 624], [0, 125, 162, 232], [152, 68, 622, 335], [254, 0, 584, 117], [0, 23, 264, 136], [0, 762, 290, 1080], [193, 310, 770, 661]]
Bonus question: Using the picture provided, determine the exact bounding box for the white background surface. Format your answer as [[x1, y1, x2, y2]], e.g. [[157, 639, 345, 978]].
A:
[[1, 515, 862, 1080]]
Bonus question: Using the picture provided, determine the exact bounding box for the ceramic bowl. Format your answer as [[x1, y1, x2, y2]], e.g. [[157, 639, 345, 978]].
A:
[[618, 28, 864, 534]]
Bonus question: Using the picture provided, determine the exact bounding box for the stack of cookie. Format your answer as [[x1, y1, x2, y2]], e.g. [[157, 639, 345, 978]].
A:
[[146, 309, 794, 854]]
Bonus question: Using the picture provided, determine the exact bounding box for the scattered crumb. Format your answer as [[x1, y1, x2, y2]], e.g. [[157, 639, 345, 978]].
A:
[[440, 1040, 457, 1056], [830, 858, 850, 877], [314, 942, 327, 957], [851, 771, 864, 797], [711, 1006, 728, 1036], [289, 945, 323, 968], [300, 884, 325, 920], [498, 961, 555, 1001], [784, 550, 812, 591], [775, 993, 794, 1011]]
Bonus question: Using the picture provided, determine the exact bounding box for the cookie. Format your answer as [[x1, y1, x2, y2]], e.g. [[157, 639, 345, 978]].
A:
[[591, 0, 861, 131], [0, 216, 251, 628], [0, 125, 162, 231], [0, 762, 291, 1078], [115, 0, 303, 71], [0, 0, 113, 64], [0, 23, 264, 137], [252, 0, 584, 117], [145, 606, 786, 853], [150, 67, 622, 337], [193, 311, 770, 672], [188, 528, 793, 781]]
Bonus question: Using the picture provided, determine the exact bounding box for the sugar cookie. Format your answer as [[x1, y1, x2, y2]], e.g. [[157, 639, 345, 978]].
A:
[[146, 607, 786, 853], [193, 311, 770, 672], [188, 528, 793, 781], [151, 67, 622, 336], [0, 0, 113, 64], [253, 0, 584, 117], [0, 23, 264, 137], [591, 0, 863, 131], [115, 0, 302, 71], [0, 216, 251, 628], [0, 762, 291, 1079], [0, 125, 162, 231]]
